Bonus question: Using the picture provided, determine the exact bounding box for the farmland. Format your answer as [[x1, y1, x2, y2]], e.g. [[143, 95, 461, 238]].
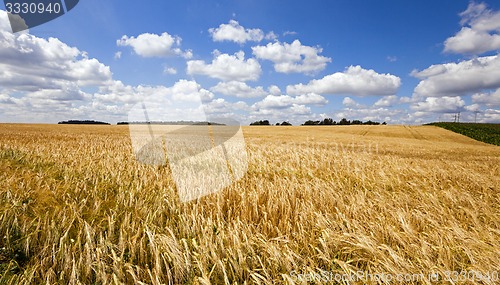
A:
[[427, 122, 500, 146], [0, 124, 499, 284]]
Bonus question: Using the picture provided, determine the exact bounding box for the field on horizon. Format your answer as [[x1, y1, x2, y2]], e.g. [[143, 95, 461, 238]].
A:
[[428, 122, 500, 146], [0, 124, 499, 284]]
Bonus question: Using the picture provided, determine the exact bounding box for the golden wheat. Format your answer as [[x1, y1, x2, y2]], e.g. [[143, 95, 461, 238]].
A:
[[0, 124, 499, 284]]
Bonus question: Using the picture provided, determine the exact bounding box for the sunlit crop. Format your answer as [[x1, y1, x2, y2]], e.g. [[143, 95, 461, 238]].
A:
[[1, 124, 499, 284]]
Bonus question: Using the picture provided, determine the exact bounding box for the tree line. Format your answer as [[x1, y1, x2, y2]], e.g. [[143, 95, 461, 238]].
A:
[[250, 118, 386, 126], [250, 120, 292, 126], [58, 120, 110, 125]]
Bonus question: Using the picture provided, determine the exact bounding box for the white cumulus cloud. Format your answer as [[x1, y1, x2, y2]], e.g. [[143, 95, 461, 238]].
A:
[[294, 93, 329, 105], [203, 98, 249, 115], [472, 89, 500, 107], [287, 65, 401, 96], [210, 81, 267, 98], [253, 93, 327, 109], [250, 103, 313, 125], [252, 40, 331, 75], [187, 51, 261, 81], [333, 107, 406, 124], [411, 96, 465, 113], [268, 85, 281, 95], [444, 2, 500, 54], [342, 97, 364, 108], [412, 55, 500, 96], [374, 95, 400, 107], [209, 20, 274, 44], [117, 32, 192, 58], [170, 79, 214, 102], [0, 10, 111, 100], [163, 66, 177, 75], [95, 79, 214, 106]]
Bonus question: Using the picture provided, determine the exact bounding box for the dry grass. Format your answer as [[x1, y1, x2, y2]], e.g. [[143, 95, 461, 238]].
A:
[[0, 124, 499, 284]]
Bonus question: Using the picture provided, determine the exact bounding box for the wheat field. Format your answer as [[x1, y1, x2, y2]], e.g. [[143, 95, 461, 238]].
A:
[[0, 124, 499, 284]]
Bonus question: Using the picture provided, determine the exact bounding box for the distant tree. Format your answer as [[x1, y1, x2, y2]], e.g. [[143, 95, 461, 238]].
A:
[[276, 122, 280, 126], [362, 120, 380, 125], [319, 118, 334, 125], [302, 120, 320, 125], [58, 120, 110, 125], [382, 121, 387, 125], [300, 118, 383, 126], [338, 118, 350, 125], [280, 121, 292, 126], [250, 120, 271, 126]]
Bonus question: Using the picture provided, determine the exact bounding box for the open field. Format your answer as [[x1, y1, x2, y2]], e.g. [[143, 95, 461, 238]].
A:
[[0, 124, 499, 284], [427, 123, 500, 146]]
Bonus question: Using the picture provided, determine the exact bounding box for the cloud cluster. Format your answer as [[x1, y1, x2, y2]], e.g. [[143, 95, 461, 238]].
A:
[[209, 20, 275, 44], [342, 97, 365, 108], [117, 32, 192, 58], [472, 89, 500, 107], [0, 14, 219, 122], [239, 93, 332, 124], [95, 79, 214, 105], [444, 2, 500, 54], [333, 107, 407, 124], [250, 103, 313, 123], [411, 96, 465, 113], [187, 51, 261, 81], [410, 3, 500, 120], [210, 81, 267, 98], [287, 65, 401, 96], [203, 98, 249, 116], [374, 95, 400, 107], [163, 66, 177, 75], [2, 3, 500, 125], [253, 93, 328, 109], [412, 55, 500, 96], [0, 33, 111, 91], [252, 40, 331, 74], [0, 10, 112, 122]]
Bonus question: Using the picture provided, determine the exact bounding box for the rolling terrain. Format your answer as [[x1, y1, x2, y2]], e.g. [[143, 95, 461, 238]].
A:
[[427, 122, 500, 146], [0, 124, 499, 284]]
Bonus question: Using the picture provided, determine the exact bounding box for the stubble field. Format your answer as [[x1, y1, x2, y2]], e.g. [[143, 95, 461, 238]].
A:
[[0, 124, 499, 284]]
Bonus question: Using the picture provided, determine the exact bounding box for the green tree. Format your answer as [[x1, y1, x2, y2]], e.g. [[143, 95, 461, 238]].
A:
[[338, 118, 350, 125]]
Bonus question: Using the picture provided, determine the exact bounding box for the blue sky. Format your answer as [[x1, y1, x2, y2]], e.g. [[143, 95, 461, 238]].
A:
[[1, 0, 500, 124]]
